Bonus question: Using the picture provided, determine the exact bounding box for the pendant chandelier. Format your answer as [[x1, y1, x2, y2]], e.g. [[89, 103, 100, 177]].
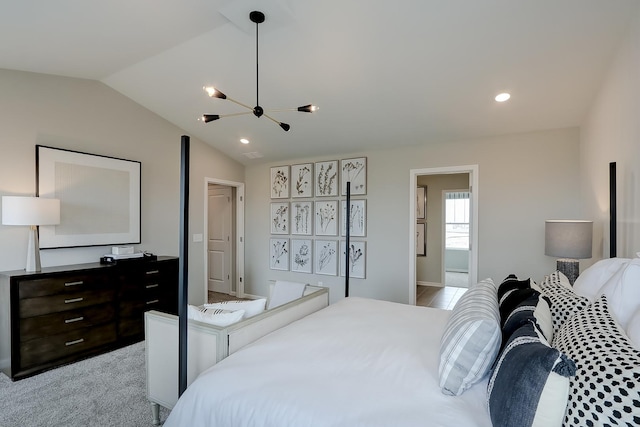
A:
[[201, 11, 318, 132]]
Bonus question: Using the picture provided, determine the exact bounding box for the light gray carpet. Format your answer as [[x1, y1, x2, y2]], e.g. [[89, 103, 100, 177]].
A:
[[0, 342, 170, 427]]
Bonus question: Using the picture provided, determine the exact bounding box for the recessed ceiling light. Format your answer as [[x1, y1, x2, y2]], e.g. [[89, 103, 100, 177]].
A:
[[240, 138, 250, 144], [495, 92, 511, 102]]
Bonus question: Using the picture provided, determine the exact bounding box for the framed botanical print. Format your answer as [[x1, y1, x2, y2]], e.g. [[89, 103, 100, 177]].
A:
[[290, 238, 312, 273], [416, 222, 426, 256], [270, 202, 289, 234], [417, 186, 426, 220], [270, 165, 290, 199], [314, 239, 337, 276], [340, 240, 366, 278], [341, 157, 367, 196], [270, 238, 289, 270], [314, 160, 338, 197], [315, 200, 338, 236], [291, 163, 313, 198], [291, 201, 313, 235], [341, 199, 366, 237]]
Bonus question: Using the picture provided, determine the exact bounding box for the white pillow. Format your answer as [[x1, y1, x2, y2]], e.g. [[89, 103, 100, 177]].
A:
[[627, 310, 640, 349], [187, 305, 245, 327], [204, 298, 267, 318], [595, 258, 640, 329], [573, 258, 630, 301]]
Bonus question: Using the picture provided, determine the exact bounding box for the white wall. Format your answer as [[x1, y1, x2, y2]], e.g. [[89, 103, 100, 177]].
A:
[[0, 69, 244, 305], [580, 4, 640, 262], [244, 127, 581, 304]]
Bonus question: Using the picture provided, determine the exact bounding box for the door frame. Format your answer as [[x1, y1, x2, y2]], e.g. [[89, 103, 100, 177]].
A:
[[441, 188, 471, 287], [203, 177, 245, 302], [408, 165, 478, 305]]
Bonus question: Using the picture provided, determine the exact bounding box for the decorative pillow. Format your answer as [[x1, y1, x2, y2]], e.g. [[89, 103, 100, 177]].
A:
[[488, 321, 576, 427], [438, 278, 501, 396], [627, 309, 640, 349], [573, 257, 630, 301], [204, 298, 267, 318], [502, 293, 553, 344], [498, 277, 532, 305], [187, 305, 245, 327], [553, 296, 640, 427], [499, 287, 539, 325], [594, 258, 640, 329], [538, 271, 588, 336]]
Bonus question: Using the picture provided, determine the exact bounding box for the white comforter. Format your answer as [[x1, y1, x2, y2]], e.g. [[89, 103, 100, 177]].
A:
[[164, 297, 492, 427]]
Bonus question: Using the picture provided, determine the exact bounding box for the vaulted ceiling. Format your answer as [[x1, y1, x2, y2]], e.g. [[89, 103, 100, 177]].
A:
[[1, 0, 636, 164]]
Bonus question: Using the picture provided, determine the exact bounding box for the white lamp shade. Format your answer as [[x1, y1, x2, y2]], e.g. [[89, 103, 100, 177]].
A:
[[545, 220, 593, 259], [2, 196, 60, 226]]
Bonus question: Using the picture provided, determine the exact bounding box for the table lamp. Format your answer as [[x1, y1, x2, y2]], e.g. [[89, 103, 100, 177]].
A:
[[2, 196, 61, 272], [544, 220, 593, 285]]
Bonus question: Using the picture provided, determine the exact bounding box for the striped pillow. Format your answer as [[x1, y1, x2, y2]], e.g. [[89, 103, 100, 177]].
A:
[[438, 278, 502, 396]]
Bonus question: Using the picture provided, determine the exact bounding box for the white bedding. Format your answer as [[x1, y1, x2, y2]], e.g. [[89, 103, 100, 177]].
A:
[[164, 297, 492, 427]]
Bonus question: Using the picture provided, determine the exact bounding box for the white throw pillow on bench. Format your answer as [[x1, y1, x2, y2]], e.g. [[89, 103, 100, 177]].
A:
[[204, 298, 267, 319]]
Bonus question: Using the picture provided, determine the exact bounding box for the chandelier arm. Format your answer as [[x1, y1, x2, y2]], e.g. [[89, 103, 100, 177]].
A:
[[263, 113, 290, 131], [225, 96, 254, 111], [219, 111, 253, 118]]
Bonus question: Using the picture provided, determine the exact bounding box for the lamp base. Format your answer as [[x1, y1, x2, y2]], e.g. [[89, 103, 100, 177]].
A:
[[556, 258, 579, 285], [26, 226, 42, 272]]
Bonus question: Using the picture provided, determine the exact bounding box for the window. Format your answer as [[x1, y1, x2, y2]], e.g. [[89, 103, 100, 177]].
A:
[[445, 191, 470, 249]]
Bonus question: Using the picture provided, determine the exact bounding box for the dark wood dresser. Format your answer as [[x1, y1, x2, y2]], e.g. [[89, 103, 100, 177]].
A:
[[0, 256, 177, 380]]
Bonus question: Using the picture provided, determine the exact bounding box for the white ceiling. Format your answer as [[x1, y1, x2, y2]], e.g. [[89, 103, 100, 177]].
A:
[[0, 0, 636, 165]]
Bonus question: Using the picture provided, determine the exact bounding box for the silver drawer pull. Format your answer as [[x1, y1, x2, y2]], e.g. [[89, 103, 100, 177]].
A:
[[145, 270, 160, 275], [65, 338, 84, 346], [146, 299, 160, 305], [65, 281, 83, 287], [64, 297, 84, 304], [65, 316, 84, 324], [146, 284, 159, 289]]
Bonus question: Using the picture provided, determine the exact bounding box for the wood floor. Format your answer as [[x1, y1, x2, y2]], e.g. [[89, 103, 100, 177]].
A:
[[416, 285, 467, 309]]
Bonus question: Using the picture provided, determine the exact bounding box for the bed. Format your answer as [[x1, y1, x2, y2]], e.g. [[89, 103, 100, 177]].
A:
[[162, 261, 640, 427], [164, 296, 492, 427]]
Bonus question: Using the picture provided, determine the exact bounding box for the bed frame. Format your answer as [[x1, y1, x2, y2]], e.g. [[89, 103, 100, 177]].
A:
[[144, 285, 329, 425]]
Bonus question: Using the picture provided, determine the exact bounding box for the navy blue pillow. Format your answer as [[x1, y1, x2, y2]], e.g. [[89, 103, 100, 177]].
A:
[[501, 293, 552, 346], [497, 277, 531, 304], [488, 321, 576, 427], [499, 287, 538, 325]]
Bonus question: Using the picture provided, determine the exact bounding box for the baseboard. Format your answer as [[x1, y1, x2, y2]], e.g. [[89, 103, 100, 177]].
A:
[[417, 281, 443, 288]]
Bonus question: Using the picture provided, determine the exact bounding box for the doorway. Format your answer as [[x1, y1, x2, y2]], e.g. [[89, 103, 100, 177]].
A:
[[442, 190, 470, 288], [204, 178, 245, 302], [408, 166, 478, 305]]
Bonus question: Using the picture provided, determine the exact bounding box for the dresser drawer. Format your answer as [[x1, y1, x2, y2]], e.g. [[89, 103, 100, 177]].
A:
[[19, 289, 115, 318], [17, 273, 109, 299], [20, 323, 117, 369], [20, 303, 116, 342]]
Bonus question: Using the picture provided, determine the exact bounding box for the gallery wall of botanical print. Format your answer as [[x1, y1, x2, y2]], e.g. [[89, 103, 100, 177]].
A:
[[269, 157, 367, 279]]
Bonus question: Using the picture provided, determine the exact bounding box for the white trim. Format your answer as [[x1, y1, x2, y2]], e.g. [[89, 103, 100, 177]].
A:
[[416, 281, 443, 288], [409, 165, 479, 305], [203, 178, 246, 302], [441, 188, 470, 287]]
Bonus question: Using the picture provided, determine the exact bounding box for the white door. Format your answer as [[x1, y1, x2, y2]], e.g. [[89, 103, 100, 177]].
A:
[[208, 186, 232, 294]]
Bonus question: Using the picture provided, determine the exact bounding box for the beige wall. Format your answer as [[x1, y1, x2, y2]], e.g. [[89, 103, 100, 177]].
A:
[[580, 4, 640, 263], [0, 69, 244, 305], [416, 173, 469, 285], [244, 127, 581, 304]]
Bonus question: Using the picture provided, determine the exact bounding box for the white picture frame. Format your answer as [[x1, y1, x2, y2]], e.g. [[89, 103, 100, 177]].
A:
[[270, 238, 289, 271], [314, 160, 338, 197], [314, 240, 338, 276], [341, 199, 366, 237], [341, 157, 367, 195], [340, 240, 366, 279], [270, 165, 290, 199], [290, 238, 313, 273], [315, 200, 338, 236], [270, 202, 289, 234], [36, 145, 141, 249], [291, 163, 313, 198], [291, 201, 313, 235]]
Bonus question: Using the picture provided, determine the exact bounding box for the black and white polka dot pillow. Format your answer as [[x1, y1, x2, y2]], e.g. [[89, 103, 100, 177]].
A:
[[553, 295, 640, 427], [539, 271, 589, 335]]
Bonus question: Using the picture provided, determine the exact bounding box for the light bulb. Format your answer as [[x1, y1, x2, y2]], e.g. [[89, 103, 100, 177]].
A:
[[495, 92, 511, 102]]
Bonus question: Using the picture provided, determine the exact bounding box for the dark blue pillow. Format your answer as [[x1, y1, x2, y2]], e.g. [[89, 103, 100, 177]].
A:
[[488, 321, 576, 427], [497, 277, 531, 305]]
